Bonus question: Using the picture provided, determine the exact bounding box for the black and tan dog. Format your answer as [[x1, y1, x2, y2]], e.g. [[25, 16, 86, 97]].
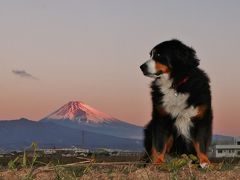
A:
[[140, 39, 212, 168]]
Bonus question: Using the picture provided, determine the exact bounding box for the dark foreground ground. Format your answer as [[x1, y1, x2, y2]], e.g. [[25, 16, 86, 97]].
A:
[[0, 162, 240, 180], [0, 154, 240, 180]]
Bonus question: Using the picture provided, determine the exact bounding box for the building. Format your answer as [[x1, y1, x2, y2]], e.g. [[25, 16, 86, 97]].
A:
[[234, 137, 240, 145], [42, 149, 57, 155], [212, 137, 240, 158], [38, 147, 89, 155]]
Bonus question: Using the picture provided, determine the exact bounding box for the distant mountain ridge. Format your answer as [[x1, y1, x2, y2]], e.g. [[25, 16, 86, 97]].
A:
[[211, 134, 235, 144], [0, 118, 143, 151]]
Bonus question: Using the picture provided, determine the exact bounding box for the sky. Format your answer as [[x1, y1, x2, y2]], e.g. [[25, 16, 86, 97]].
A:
[[1, 0, 240, 136]]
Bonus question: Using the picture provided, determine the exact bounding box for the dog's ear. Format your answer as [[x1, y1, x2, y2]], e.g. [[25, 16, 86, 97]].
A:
[[174, 45, 200, 68]]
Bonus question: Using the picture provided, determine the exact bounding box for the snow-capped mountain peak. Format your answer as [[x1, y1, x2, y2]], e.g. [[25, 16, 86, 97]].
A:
[[44, 101, 116, 123]]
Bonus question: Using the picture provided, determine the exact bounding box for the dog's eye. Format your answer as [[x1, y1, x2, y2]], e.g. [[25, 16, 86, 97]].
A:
[[153, 53, 161, 59]]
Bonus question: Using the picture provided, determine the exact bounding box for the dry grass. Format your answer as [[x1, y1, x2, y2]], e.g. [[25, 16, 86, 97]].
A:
[[1, 156, 240, 180]]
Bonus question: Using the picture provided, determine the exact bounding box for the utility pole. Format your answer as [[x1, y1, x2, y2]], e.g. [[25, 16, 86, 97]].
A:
[[82, 130, 85, 147]]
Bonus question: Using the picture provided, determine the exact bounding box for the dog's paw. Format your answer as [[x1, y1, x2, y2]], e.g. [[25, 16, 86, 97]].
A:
[[200, 162, 209, 168]]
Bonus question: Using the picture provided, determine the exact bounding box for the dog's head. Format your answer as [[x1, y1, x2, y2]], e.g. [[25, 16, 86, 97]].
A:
[[140, 39, 199, 78]]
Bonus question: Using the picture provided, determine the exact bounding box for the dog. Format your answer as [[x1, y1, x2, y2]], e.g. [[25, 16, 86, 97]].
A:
[[140, 39, 212, 168]]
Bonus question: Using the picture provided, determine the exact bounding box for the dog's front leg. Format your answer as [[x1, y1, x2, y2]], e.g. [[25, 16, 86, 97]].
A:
[[192, 141, 210, 168], [151, 132, 173, 164]]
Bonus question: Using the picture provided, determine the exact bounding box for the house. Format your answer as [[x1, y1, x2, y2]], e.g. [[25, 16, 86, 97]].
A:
[[39, 147, 89, 155], [212, 137, 240, 158], [43, 149, 57, 155], [234, 137, 240, 145]]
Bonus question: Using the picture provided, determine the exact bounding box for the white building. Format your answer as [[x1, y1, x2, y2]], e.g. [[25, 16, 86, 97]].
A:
[[43, 149, 57, 155], [234, 137, 240, 145], [39, 147, 89, 155], [212, 137, 240, 158]]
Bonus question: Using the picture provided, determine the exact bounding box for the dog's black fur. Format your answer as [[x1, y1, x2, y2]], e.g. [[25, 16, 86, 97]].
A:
[[141, 39, 212, 163]]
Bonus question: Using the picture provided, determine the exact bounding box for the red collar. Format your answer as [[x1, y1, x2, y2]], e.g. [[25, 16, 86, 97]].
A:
[[173, 76, 189, 89]]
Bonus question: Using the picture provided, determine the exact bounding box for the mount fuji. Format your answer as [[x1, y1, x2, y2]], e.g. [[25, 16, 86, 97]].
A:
[[0, 101, 144, 151], [44, 101, 115, 123], [41, 101, 143, 140]]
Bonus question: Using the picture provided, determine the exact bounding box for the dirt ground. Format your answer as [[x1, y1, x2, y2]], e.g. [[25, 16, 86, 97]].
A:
[[0, 163, 240, 180]]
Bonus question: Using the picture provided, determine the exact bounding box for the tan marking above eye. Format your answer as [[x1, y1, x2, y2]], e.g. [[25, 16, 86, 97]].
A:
[[155, 62, 170, 73]]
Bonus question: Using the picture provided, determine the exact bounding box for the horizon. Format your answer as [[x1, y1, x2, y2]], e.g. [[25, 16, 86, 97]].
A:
[[1, 1, 240, 136], [0, 100, 238, 138]]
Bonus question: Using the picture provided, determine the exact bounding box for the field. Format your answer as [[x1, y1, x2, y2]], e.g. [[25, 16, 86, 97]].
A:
[[0, 151, 240, 180]]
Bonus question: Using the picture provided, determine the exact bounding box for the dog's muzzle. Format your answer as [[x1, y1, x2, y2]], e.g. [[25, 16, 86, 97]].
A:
[[140, 59, 162, 78], [140, 63, 149, 75]]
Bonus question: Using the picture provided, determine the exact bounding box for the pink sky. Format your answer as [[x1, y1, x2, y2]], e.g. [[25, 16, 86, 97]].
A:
[[1, 1, 240, 136]]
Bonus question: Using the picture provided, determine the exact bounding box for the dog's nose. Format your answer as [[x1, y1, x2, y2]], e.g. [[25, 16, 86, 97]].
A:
[[140, 64, 147, 72]]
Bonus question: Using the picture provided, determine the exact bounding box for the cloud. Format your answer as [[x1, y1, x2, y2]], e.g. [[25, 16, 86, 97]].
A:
[[12, 70, 39, 80]]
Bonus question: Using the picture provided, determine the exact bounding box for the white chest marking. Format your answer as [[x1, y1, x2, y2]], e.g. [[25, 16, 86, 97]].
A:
[[155, 74, 198, 140]]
